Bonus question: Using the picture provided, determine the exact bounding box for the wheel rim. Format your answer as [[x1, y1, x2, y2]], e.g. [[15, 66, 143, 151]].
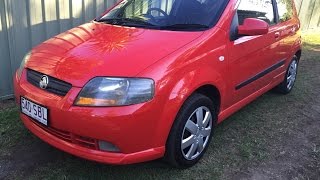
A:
[[181, 106, 213, 160], [287, 60, 298, 90]]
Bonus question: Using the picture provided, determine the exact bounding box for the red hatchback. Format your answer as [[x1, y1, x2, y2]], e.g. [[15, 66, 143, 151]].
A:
[[14, 0, 301, 167]]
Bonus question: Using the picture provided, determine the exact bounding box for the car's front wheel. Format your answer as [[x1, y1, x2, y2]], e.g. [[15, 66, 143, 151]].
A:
[[164, 93, 216, 168]]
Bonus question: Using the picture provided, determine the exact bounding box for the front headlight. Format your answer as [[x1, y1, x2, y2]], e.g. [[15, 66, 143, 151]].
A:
[[17, 51, 31, 79], [75, 77, 155, 106]]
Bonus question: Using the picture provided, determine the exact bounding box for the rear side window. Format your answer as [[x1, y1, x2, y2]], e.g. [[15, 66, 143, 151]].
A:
[[237, 0, 275, 25], [276, 0, 293, 22]]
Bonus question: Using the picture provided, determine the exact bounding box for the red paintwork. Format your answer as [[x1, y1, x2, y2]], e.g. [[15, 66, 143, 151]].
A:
[[14, 0, 302, 164], [238, 18, 269, 36]]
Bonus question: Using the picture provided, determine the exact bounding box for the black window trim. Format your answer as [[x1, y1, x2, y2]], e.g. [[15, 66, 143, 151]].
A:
[[273, 0, 294, 23], [272, 0, 280, 24]]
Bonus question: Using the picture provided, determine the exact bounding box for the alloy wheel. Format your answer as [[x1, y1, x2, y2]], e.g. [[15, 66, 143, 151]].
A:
[[287, 60, 298, 90], [181, 106, 213, 160]]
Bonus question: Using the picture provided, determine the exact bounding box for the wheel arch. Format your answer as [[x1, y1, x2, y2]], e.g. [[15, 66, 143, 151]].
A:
[[152, 69, 226, 149], [193, 84, 221, 116]]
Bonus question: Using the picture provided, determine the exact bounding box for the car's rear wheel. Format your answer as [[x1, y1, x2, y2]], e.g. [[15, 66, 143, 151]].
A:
[[275, 56, 299, 94], [164, 93, 216, 168]]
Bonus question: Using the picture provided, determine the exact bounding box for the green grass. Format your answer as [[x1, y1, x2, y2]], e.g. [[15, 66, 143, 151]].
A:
[[302, 31, 320, 46], [302, 31, 320, 52], [0, 107, 25, 155], [1, 32, 319, 179]]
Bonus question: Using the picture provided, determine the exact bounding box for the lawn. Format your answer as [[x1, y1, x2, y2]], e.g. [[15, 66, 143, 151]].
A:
[[0, 32, 319, 180]]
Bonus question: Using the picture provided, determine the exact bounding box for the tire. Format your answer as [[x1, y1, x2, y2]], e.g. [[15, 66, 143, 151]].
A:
[[275, 55, 299, 94], [164, 93, 216, 168]]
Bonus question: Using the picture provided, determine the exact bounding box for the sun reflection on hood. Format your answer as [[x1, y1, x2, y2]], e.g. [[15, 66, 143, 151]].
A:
[[68, 24, 142, 60]]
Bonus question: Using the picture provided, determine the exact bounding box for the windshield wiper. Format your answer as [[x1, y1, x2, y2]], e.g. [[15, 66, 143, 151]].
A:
[[96, 18, 157, 28], [160, 24, 209, 31]]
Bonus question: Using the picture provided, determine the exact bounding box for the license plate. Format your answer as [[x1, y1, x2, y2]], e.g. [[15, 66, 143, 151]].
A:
[[21, 97, 49, 126]]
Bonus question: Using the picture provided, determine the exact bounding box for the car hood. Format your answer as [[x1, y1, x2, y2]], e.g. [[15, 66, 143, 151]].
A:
[[26, 22, 203, 87]]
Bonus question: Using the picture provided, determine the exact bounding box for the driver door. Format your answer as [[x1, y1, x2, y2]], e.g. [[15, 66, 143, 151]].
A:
[[226, 0, 282, 106]]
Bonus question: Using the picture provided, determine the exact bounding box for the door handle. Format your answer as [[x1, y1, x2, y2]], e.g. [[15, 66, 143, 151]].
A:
[[290, 27, 296, 34], [275, 32, 280, 39]]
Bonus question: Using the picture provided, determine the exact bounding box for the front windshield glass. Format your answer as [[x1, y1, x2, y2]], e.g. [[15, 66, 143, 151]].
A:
[[97, 0, 229, 31]]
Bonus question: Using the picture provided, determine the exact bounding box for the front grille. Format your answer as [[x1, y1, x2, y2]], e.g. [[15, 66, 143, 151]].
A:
[[32, 120, 99, 150], [27, 69, 72, 96]]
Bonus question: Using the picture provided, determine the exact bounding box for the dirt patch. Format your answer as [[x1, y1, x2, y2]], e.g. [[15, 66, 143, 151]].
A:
[[226, 104, 320, 179], [0, 99, 16, 111], [0, 138, 69, 179]]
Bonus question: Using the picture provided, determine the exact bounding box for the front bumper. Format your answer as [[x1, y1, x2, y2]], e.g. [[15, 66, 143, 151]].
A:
[[14, 70, 165, 164], [21, 114, 164, 164]]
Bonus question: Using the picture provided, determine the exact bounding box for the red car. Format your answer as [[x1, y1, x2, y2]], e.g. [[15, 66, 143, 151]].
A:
[[14, 0, 301, 167]]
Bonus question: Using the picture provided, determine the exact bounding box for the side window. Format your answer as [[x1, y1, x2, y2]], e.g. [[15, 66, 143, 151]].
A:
[[237, 0, 275, 25], [276, 0, 293, 22]]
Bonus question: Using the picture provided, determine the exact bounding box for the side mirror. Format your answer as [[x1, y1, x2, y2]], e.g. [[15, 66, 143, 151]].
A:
[[238, 18, 269, 36]]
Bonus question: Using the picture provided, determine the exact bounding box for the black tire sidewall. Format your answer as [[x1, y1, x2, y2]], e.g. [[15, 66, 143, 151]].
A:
[[165, 93, 216, 168]]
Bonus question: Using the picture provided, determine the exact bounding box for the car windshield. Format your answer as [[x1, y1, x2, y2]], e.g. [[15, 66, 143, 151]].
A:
[[96, 0, 229, 31]]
